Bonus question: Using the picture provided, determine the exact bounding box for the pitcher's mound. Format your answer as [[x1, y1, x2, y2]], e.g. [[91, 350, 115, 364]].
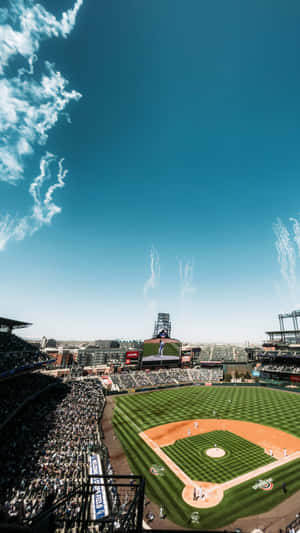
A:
[[206, 447, 225, 457]]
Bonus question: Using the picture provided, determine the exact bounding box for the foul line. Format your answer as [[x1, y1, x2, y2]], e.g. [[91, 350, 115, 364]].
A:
[[140, 430, 300, 508]]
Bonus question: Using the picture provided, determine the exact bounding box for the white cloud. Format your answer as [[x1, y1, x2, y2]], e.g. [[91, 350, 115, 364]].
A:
[[290, 217, 300, 258], [179, 259, 196, 298], [0, 0, 83, 249], [143, 246, 160, 296], [0, 62, 81, 184], [273, 217, 296, 290], [0, 153, 68, 250], [0, 214, 15, 251], [0, 0, 83, 73]]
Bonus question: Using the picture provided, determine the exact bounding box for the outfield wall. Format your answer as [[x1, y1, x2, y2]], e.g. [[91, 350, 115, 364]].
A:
[[108, 381, 300, 396]]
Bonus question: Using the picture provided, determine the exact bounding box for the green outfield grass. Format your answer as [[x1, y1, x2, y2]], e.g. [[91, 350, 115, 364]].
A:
[[163, 430, 276, 483], [112, 386, 300, 529]]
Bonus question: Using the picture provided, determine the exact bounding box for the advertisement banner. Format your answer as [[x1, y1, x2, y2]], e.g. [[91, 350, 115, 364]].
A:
[[290, 374, 300, 382], [126, 351, 139, 358], [89, 455, 108, 520], [126, 351, 139, 365]]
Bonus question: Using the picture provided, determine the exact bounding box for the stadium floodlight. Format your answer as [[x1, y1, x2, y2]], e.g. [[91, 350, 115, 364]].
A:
[[153, 312, 172, 339]]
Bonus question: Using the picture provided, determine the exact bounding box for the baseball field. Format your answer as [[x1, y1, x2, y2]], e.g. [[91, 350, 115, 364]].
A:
[[112, 385, 300, 529]]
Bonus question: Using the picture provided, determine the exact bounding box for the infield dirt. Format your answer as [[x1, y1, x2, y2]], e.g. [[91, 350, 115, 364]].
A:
[[141, 419, 300, 508], [104, 395, 300, 532], [143, 418, 300, 457]]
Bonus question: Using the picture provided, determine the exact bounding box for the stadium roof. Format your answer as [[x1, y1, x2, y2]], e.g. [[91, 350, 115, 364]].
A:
[[266, 329, 300, 334], [0, 317, 32, 330]]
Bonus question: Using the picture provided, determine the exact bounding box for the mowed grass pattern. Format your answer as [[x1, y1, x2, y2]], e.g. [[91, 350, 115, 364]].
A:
[[115, 386, 300, 436], [113, 386, 300, 528], [163, 430, 276, 483]]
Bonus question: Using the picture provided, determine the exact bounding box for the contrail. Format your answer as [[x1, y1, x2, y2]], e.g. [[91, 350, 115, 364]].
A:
[[0, 154, 68, 250], [144, 246, 160, 296], [273, 218, 296, 290], [290, 217, 300, 258], [179, 259, 196, 298]]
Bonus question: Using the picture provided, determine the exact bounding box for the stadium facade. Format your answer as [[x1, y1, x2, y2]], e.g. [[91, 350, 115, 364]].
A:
[[252, 309, 300, 385]]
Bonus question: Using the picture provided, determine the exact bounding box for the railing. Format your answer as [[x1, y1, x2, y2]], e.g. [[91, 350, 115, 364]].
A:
[[25, 475, 145, 533]]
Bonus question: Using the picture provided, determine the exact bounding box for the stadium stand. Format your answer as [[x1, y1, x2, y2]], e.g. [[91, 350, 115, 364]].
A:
[[110, 367, 223, 391], [0, 378, 106, 526], [0, 372, 58, 421], [205, 345, 248, 362], [261, 364, 300, 374], [197, 347, 211, 361], [0, 328, 50, 376]]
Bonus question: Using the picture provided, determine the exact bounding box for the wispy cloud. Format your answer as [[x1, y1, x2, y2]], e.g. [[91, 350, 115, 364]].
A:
[[144, 246, 160, 296], [0, 63, 81, 184], [273, 217, 297, 290], [0, 153, 68, 250], [0, 0, 83, 74], [290, 217, 300, 258], [179, 259, 196, 298], [0, 0, 83, 249]]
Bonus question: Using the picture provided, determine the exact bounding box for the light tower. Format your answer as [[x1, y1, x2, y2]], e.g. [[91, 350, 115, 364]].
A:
[[153, 313, 172, 338]]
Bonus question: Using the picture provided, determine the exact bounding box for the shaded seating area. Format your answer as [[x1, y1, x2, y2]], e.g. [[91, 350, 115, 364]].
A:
[[0, 333, 50, 375], [0, 378, 105, 528]]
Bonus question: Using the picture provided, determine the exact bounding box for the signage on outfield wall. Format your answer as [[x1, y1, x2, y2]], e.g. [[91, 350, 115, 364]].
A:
[[252, 370, 260, 377], [290, 374, 300, 382], [89, 455, 109, 520]]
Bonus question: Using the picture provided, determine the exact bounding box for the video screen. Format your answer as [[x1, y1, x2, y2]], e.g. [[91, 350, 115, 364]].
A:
[[142, 335, 181, 367]]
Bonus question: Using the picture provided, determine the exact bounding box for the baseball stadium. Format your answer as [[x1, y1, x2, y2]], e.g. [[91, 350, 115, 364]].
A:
[[111, 385, 300, 530], [2, 311, 300, 533]]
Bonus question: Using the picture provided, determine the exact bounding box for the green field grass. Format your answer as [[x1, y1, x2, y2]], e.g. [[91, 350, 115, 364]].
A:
[[163, 430, 276, 483], [112, 386, 300, 529]]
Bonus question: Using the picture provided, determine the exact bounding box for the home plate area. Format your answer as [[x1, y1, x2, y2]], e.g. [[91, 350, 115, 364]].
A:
[[140, 419, 300, 508]]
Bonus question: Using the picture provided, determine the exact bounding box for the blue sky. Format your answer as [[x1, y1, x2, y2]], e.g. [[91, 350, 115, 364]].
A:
[[1, 0, 300, 342]]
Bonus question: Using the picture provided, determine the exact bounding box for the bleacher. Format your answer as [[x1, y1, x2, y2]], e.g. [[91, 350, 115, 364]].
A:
[[261, 363, 300, 374], [0, 318, 51, 375], [0, 372, 58, 422], [0, 316, 116, 530], [0, 377, 106, 527], [111, 367, 223, 391], [0, 331, 34, 352], [198, 348, 211, 361]]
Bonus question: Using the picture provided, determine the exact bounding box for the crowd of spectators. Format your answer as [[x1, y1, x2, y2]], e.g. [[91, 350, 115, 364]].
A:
[[111, 367, 223, 391], [0, 372, 57, 422], [261, 364, 300, 375], [0, 377, 105, 528], [261, 350, 300, 358], [196, 348, 210, 361], [212, 345, 247, 362], [0, 332, 50, 375], [192, 345, 247, 363]]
